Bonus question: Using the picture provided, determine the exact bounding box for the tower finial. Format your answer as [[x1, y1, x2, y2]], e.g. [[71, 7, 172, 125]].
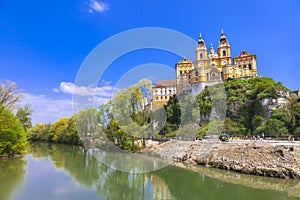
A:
[[221, 29, 224, 35], [199, 32, 202, 38], [210, 42, 213, 47]]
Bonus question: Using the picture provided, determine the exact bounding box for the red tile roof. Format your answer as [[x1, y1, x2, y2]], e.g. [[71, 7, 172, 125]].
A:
[[154, 80, 176, 87]]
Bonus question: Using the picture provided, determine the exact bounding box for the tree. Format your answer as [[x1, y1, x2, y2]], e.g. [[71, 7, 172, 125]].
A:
[[258, 118, 288, 137], [75, 108, 101, 148], [223, 118, 247, 136], [284, 95, 300, 134], [251, 115, 264, 133], [0, 106, 27, 156], [0, 80, 22, 110], [28, 123, 51, 141], [65, 116, 81, 145], [16, 104, 33, 132], [197, 87, 212, 122], [50, 117, 68, 143], [162, 96, 181, 135], [110, 79, 153, 149]]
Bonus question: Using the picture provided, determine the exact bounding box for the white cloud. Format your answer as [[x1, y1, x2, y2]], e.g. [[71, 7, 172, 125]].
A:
[[53, 88, 60, 93], [54, 81, 113, 112], [59, 82, 114, 98], [88, 0, 109, 13], [20, 93, 73, 125], [18, 81, 114, 125]]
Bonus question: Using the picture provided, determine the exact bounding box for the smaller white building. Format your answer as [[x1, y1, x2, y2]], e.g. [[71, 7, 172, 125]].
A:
[[152, 80, 176, 109]]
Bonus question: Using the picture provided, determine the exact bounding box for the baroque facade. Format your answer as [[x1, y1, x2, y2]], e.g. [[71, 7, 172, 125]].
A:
[[176, 30, 258, 93]]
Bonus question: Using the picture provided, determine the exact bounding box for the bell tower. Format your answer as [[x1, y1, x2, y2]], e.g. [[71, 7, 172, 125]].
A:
[[218, 29, 232, 65], [195, 33, 207, 68]]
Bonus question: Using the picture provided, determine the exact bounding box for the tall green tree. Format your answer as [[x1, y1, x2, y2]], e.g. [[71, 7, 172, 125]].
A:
[[51, 117, 68, 143], [75, 108, 101, 148], [0, 106, 27, 156], [16, 104, 33, 132], [110, 79, 153, 148], [162, 96, 181, 134]]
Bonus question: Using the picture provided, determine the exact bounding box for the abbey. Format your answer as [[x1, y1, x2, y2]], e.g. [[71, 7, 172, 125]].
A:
[[152, 30, 258, 109], [176, 30, 258, 93]]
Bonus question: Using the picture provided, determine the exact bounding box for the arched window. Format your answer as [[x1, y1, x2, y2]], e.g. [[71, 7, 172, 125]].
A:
[[200, 53, 203, 59], [222, 50, 226, 56]]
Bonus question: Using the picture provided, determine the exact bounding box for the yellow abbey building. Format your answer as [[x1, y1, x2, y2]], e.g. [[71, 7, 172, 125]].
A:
[[176, 30, 258, 93], [152, 30, 258, 108]]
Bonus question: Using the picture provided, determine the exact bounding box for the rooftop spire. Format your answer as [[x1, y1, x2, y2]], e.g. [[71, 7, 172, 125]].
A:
[[209, 42, 215, 53], [197, 32, 206, 48], [221, 29, 224, 35]]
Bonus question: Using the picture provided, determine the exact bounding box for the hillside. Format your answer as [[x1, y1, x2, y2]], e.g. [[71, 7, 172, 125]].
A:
[[162, 77, 300, 138]]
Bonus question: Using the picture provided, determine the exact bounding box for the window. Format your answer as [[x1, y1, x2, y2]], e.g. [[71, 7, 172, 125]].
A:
[[180, 71, 182, 75], [222, 50, 226, 56], [243, 65, 246, 68], [165, 96, 167, 99], [161, 96, 163, 100], [248, 64, 252, 70], [200, 53, 203, 59], [156, 97, 158, 100], [196, 72, 198, 76]]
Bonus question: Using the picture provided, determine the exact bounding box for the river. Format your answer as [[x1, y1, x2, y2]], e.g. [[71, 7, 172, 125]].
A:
[[0, 143, 299, 200]]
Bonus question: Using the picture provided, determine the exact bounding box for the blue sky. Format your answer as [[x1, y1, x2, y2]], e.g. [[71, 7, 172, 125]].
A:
[[0, 0, 300, 124]]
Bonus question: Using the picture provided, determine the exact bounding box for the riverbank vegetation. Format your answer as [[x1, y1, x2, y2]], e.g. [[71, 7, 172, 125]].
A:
[[0, 81, 30, 157], [28, 77, 300, 152], [161, 77, 300, 139], [1, 77, 300, 155]]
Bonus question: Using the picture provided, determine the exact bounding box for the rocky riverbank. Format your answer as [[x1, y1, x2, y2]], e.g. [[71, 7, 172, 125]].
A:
[[142, 140, 300, 179]]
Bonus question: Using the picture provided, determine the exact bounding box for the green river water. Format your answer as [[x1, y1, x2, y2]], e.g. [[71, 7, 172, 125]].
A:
[[1, 143, 300, 200]]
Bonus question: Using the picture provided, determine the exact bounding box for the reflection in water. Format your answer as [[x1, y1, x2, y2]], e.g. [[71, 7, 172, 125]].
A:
[[155, 166, 300, 200], [173, 163, 300, 198], [0, 157, 27, 200], [28, 143, 154, 200], [1, 143, 300, 200]]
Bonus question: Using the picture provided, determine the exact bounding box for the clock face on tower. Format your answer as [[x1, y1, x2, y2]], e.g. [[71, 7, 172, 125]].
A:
[[222, 60, 227, 65]]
